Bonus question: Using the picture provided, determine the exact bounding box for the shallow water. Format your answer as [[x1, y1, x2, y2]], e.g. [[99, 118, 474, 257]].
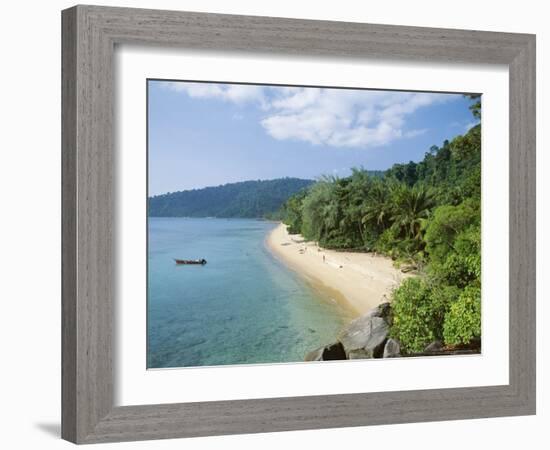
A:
[[147, 217, 351, 368]]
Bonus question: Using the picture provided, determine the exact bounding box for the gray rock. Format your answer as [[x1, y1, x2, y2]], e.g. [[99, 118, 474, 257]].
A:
[[365, 302, 391, 320], [321, 342, 347, 360], [383, 338, 401, 358], [338, 315, 389, 358], [424, 340, 444, 353], [305, 342, 347, 361], [348, 348, 376, 359], [304, 347, 324, 362]]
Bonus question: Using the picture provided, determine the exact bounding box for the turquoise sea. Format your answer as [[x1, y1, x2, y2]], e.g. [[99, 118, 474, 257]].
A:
[[147, 217, 351, 368]]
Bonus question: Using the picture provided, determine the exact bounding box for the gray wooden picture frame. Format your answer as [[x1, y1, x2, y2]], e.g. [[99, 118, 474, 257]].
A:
[[61, 5, 536, 444]]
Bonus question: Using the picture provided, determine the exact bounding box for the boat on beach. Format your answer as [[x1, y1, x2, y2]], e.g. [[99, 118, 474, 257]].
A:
[[174, 258, 207, 265]]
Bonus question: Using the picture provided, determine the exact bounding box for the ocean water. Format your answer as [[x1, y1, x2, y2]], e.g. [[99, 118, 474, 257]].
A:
[[147, 217, 351, 368]]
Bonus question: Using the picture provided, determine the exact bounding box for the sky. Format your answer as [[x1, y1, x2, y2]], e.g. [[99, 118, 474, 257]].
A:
[[148, 80, 479, 196]]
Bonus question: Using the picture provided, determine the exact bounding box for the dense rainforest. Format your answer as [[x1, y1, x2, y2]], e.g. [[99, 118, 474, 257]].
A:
[[148, 178, 315, 218], [280, 97, 482, 354], [148, 173, 384, 219]]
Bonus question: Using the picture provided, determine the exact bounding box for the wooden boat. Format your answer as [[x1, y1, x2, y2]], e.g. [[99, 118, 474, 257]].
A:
[[174, 258, 207, 265]]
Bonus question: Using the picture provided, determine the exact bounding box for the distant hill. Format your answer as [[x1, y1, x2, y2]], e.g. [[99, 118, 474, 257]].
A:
[[148, 178, 315, 218]]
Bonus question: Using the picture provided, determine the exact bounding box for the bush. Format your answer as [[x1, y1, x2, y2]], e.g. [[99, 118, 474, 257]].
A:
[[424, 201, 479, 265], [375, 225, 423, 261], [375, 226, 400, 256], [431, 224, 481, 287], [443, 286, 481, 346], [390, 279, 458, 353], [320, 234, 359, 250]]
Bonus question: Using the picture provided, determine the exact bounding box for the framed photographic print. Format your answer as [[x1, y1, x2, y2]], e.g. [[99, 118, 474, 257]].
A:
[[62, 5, 536, 444]]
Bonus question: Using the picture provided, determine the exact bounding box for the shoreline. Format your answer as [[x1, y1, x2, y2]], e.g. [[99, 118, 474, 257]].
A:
[[266, 223, 411, 316]]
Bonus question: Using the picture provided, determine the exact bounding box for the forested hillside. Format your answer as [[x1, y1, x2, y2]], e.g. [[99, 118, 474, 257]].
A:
[[280, 97, 482, 354], [148, 178, 314, 218]]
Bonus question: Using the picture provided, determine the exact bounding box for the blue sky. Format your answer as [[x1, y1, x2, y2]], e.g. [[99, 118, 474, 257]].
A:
[[148, 80, 479, 195]]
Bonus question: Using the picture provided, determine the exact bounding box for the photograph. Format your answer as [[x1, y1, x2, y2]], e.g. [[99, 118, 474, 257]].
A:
[[2, 0, 542, 446], [146, 80, 482, 368]]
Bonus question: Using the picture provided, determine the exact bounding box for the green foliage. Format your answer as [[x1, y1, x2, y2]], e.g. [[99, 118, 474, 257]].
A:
[[294, 170, 384, 249], [389, 183, 436, 241], [361, 178, 392, 233], [443, 286, 481, 345], [390, 279, 434, 353], [148, 178, 313, 218], [424, 201, 480, 265], [450, 124, 481, 161], [390, 279, 460, 353], [277, 97, 482, 351], [438, 225, 481, 287], [385, 160, 419, 186], [300, 179, 335, 242], [280, 190, 307, 234], [465, 94, 481, 119]]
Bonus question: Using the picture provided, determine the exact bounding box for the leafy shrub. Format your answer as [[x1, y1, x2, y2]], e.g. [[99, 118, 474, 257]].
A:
[[282, 190, 307, 234], [390, 279, 458, 353], [431, 224, 481, 287], [443, 286, 481, 346], [300, 181, 334, 241], [276, 98, 484, 353], [450, 124, 481, 161], [320, 234, 359, 249], [375, 226, 400, 256], [375, 225, 422, 262], [424, 201, 479, 265]]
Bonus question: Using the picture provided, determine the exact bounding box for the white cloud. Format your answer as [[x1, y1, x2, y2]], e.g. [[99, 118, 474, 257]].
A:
[[404, 129, 429, 138], [164, 82, 454, 149], [261, 88, 448, 148], [165, 82, 267, 106]]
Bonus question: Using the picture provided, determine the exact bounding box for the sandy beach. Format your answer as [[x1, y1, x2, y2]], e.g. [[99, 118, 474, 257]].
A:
[[266, 223, 411, 316]]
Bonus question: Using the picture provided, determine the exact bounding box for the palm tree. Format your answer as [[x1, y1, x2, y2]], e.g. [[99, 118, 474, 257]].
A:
[[341, 169, 372, 245], [361, 179, 392, 232], [390, 184, 436, 240], [301, 178, 335, 241]]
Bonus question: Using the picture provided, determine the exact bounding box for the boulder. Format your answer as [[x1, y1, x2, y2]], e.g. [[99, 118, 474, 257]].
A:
[[424, 340, 444, 353], [348, 349, 375, 359], [305, 342, 347, 361], [383, 338, 401, 358], [365, 302, 391, 320], [304, 347, 324, 362], [322, 342, 347, 360], [338, 315, 389, 359]]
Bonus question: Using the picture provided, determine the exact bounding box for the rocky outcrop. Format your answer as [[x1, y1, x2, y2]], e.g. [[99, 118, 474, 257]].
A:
[[304, 347, 324, 362], [383, 338, 401, 358], [365, 302, 392, 321], [304, 302, 400, 361], [305, 342, 347, 361], [338, 316, 389, 359], [304, 302, 483, 361]]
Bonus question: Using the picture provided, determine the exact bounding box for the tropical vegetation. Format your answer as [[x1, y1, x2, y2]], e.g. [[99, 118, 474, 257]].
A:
[[148, 178, 314, 218], [280, 96, 482, 354]]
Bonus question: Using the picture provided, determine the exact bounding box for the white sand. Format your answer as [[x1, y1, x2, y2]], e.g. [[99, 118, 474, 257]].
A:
[[266, 223, 411, 316]]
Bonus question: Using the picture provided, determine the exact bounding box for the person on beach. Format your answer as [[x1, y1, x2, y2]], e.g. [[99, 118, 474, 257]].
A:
[[323, 255, 325, 263]]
